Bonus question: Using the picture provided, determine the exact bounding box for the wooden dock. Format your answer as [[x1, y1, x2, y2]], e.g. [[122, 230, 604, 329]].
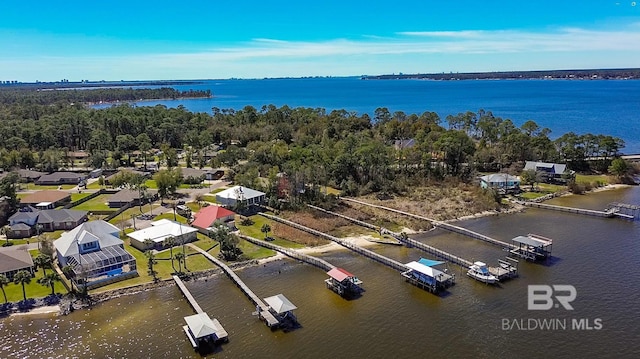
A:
[[187, 244, 280, 328], [516, 200, 616, 218], [173, 275, 204, 314], [605, 202, 639, 219], [341, 197, 516, 250], [238, 234, 335, 272], [259, 213, 408, 273]]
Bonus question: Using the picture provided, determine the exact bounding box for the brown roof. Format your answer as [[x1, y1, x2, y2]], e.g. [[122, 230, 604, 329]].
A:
[[20, 190, 71, 204], [0, 245, 34, 274]]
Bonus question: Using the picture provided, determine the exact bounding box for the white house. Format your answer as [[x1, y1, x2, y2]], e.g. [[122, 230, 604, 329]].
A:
[[54, 220, 137, 288], [479, 173, 521, 192], [215, 186, 266, 208], [127, 219, 198, 251]]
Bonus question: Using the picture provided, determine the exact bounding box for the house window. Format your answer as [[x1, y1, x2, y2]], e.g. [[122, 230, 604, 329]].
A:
[[81, 241, 98, 252]]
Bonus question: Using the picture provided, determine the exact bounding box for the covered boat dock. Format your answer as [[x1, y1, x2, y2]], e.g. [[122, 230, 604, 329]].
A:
[[325, 267, 363, 297], [510, 234, 553, 261], [264, 294, 298, 328], [401, 258, 455, 293], [183, 312, 229, 349]]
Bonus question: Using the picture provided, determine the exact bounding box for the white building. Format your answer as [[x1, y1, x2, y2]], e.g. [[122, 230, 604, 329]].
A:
[[127, 219, 198, 251], [215, 186, 266, 208]]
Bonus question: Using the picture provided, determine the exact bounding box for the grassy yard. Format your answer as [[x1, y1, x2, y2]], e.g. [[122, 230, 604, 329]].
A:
[[2, 269, 67, 303], [70, 192, 94, 202], [153, 212, 189, 223], [211, 188, 226, 194], [519, 192, 548, 200], [108, 207, 146, 226], [575, 174, 609, 185], [71, 194, 113, 211], [185, 202, 201, 213], [237, 215, 305, 249]]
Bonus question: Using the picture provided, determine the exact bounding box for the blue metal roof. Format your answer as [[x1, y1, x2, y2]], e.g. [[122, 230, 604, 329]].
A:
[[418, 258, 445, 267]]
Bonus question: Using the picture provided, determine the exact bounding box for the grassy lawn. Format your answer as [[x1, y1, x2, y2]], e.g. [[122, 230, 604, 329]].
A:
[[3, 269, 67, 302], [237, 215, 305, 249], [576, 174, 609, 185], [537, 183, 566, 193], [238, 239, 276, 260], [519, 192, 548, 200], [153, 212, 189, 223], [186, 202, 201, 212], [86, 181, 103, 190], [109, 207, 146, 226], [71, 194, 113, 211], [211, 188, 226, 194], [201, 195, 218, 203], [143, 179, 159, 189], [70, 192, 94, 202]]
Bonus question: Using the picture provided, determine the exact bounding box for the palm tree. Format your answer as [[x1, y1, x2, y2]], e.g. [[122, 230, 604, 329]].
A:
[[13, 270, 32, 301], [37, 272, 61, 296], [1, 225, 11, 246], [0, 274, 9, 303], [143, 239, 158, 282], [174, 252, 185, 273], [33, 254, 52, 276], [61, 265, 76, 293], [165, 236, 176, 272], [260, 223, 271, 239]]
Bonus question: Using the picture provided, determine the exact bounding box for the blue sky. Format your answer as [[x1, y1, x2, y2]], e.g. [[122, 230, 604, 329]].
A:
[[1, 1, 639, 81]]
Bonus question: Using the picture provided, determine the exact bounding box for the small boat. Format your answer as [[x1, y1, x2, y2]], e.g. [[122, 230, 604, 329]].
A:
[[467, 261, 497, 284]]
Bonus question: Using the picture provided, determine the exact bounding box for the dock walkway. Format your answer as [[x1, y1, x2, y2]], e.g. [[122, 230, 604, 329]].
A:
[[341, 197, 516, 250], [238, 234, 335, 272], [187, 244, 279, 328], [307, 204, 472, 267], [173, 275, 204, 314], [259, 213, 408, 272], [515, 200, 615, 218]]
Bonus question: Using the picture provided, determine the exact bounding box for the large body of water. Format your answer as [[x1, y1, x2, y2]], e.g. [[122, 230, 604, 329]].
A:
[[2, 188, 639, 358], [95, 78, 640, 153]]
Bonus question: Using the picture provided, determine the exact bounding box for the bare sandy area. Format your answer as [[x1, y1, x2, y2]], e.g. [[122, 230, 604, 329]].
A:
[[10, 305, 60, 317]]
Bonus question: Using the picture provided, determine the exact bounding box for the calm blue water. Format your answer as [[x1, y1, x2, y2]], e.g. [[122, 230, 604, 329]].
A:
[[95, 78, 640, 153]]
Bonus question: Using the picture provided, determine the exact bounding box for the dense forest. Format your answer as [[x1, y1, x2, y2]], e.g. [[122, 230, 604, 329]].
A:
[[0, 86, 627, 216]]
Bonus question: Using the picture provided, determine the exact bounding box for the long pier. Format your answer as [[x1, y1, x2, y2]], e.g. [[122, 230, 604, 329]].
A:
[[259, 213, 408, 272], [238, 233, 336, 272], [187, 244, 280, 328], [341, 197, 516, 250], [173, 275, 204, 314], [515, 200, 616, 218], [307, 204, 472, 267]]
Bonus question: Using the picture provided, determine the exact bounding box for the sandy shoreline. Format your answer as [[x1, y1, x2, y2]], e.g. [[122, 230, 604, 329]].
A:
[[9, 305, 60, 317]]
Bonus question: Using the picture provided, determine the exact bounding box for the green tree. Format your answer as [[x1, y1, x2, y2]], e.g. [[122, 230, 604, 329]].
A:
[[608, 158, 629, 178], [1, 225, 11, 246], [137, 133, 153, 169], [165, 236, 176, 272], [153, 168, 183, 202], [520, 169, 538, 191], [0, 274, 9, 303], [13, 270, 32, 301], [260, 223, 271, 239], [33, 253, 52, 276], [37, 272, 61, 296], [174, 252, 185, 273], [143, 239, 158, 282]]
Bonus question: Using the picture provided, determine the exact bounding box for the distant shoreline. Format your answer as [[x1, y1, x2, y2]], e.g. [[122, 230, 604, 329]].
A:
[[362, 68, 640, 81]]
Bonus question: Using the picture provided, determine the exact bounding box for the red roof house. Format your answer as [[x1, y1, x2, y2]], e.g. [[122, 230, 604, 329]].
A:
[[192, 205, 236, 231]]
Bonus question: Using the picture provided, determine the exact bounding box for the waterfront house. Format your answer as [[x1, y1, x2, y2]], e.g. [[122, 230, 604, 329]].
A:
[[524, 161, 574, 183], [479, 173, 521, 193], [393, 138, 416, 151], [54, 220, 137, 289], [127, 219, 198, 250], [215, 186, 265, 209], [0, 245, 34, 280], [191, 205, 236, 233], [20, 190, 71, 209], [35, 172, 86, 185]]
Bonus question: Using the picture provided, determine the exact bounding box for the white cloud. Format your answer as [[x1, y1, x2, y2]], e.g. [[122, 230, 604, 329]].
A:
[[2, 25, 640, 80]]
